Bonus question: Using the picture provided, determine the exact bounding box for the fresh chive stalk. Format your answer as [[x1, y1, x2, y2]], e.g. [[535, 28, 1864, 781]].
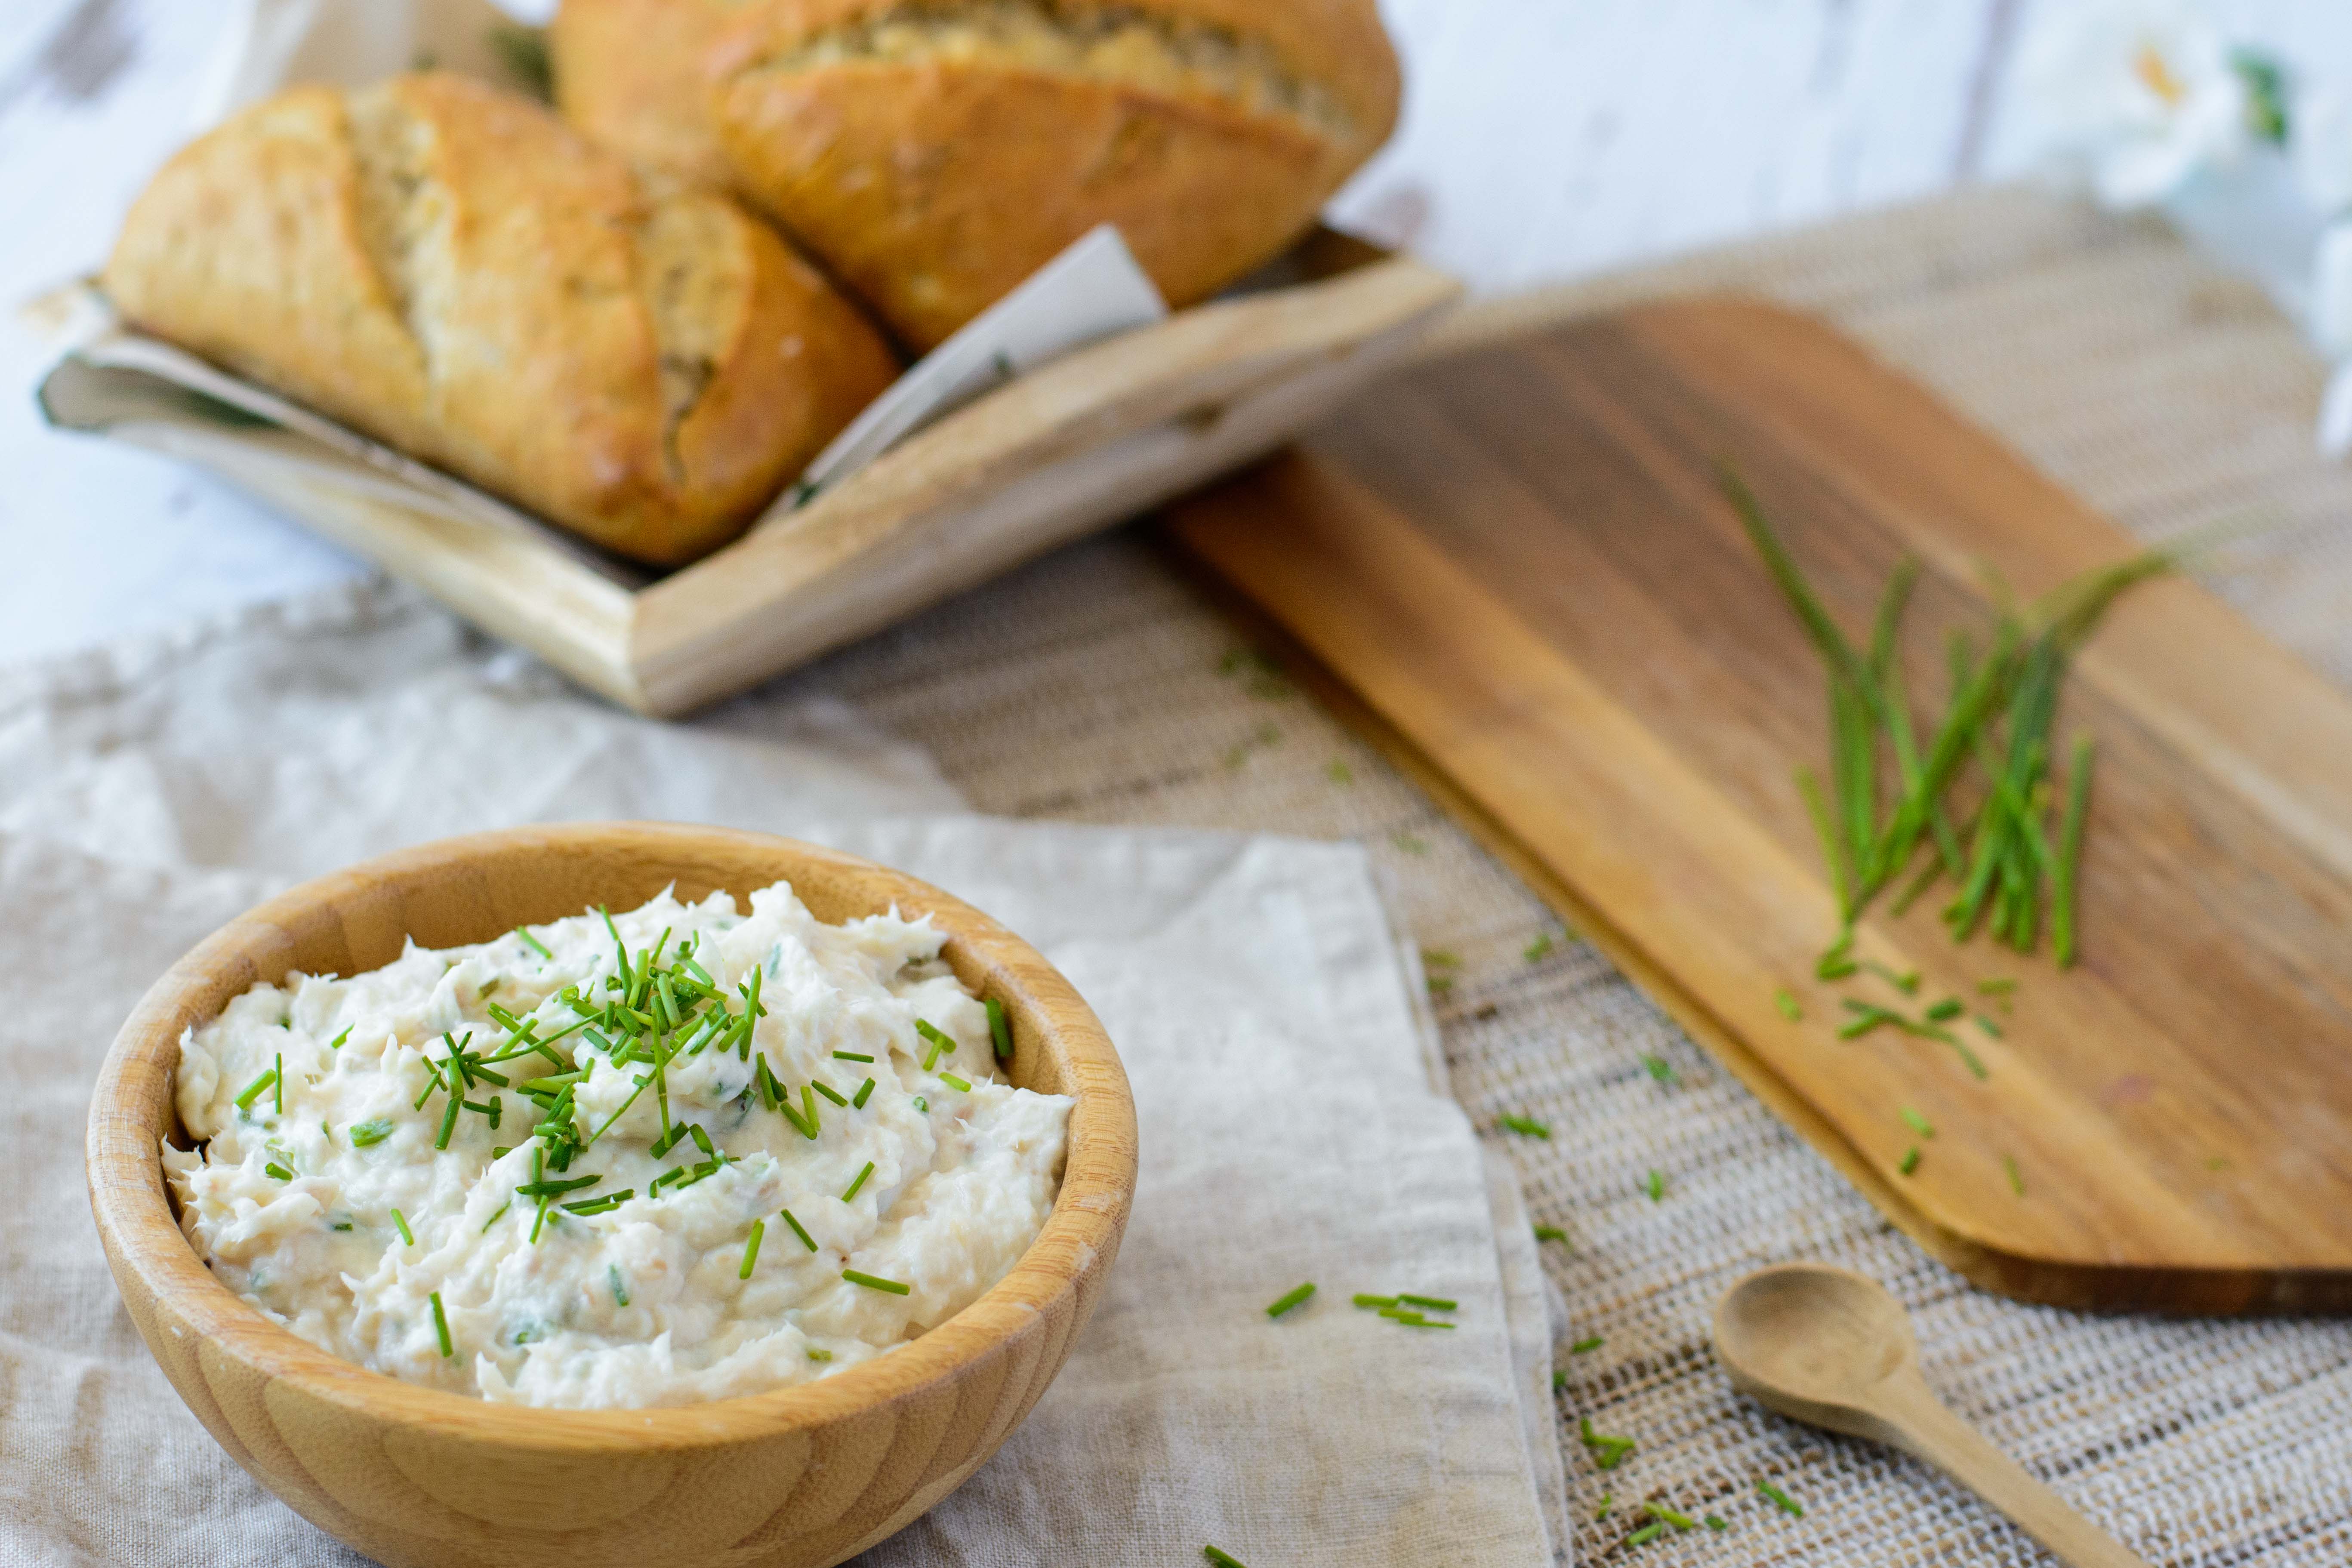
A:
[[1265, 1282, 1316, 1318]]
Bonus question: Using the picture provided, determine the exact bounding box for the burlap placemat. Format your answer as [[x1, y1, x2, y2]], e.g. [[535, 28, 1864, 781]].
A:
[[732, 186, 2352, 1564]]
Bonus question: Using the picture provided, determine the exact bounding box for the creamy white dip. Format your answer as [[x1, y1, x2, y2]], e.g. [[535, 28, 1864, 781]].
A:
[[165, 882, 1071, 1408]]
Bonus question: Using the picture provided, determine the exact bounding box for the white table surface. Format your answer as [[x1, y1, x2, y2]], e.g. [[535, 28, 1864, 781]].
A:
[[2, 0, 2346, 666]]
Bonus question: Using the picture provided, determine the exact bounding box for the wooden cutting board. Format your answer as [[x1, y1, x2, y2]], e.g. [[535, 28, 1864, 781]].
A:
[[1165, 297, 2352, 1315]]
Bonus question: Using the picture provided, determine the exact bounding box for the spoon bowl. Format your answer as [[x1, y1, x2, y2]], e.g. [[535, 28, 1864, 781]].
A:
[[1710, 1263, 2152, 1568]]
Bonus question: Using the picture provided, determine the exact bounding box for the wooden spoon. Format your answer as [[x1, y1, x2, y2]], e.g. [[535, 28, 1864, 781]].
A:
[[1712, 1263, 2152, 1568]]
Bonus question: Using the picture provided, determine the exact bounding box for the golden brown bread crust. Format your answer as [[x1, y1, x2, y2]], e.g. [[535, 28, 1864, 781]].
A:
[[104, 72, 898, 567], [548, 0, 745, 189], [690, 0, 1401, 349]]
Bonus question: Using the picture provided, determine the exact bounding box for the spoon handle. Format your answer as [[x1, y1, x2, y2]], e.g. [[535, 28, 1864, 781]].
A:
[[1875, 1375, 2152, 1568]]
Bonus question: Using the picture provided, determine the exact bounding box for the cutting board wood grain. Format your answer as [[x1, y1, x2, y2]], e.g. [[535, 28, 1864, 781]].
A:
[[1166, 297, 2352, 1314]]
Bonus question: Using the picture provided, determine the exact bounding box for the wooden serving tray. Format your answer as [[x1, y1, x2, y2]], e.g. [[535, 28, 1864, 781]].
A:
[[50, 237, 1454, 718], [1167, 297, 2352, 1315]]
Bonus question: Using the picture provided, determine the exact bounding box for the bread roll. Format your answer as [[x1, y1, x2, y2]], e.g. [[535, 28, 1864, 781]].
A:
[[551, 0, 1400, 352], [549, 0, 743, 190], [103, 71, 899, 567]]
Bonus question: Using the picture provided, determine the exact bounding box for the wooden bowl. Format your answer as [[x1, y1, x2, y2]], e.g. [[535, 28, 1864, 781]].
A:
[[85, 823, 1137, 1568]]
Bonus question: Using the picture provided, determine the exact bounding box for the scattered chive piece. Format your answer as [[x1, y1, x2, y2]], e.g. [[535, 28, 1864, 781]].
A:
[[811, 1080, 849, 1107], [1646, 1169, 1666, 1201], [2004, 1154, 2026, 1196], [852, 1077, 876, 1109], [915, 1019, 956, 1069], [1954, 1039, 1991, 1078], [1978, 977, 2016, 996], [912, 1096, 928, 1114], [608, 1265, 629, 1306], [1578, 1417, 1638, 1470], [274, 1052, 284, 1114], [1627, 1523, 1663, 1546], [264, 1161, 294, 1182], [780, 1208, 817, 1252], [1757, 1480, 1805, 1517], [481, 1201, 510, 1232], [1499, 1114, 1552, 1139], [1266, 1282, 1316, 1318], [234, 1067, 277, 1112], [740, 1220, 765, 1279], [390, 1208, 413, 1246], [807, 1347, 833, 1362], [1705, 1514, 1729, 1531], [1595, 1493, 1613, 1522], [1202, 1548, 1248, 1568], [842, 1269, 911, 1295], [1352, 1294, 1397, 1309], [843, 1161, 876, 1201], [435, 1089, 462, 1151], [1570, 1335, 1603, 1354], [430, 1291, 454, 1358], [1862, 959, 1920, 994], [1645, 1501, 1695, 1529], [986, 995, 1013, 1060], [1975, 1012, 2004, 1039], [1925, 998, 1964, 1021], [832, 1051, 874, 1063], [1642, 1054, 1676, 1084], [515, 925, 553, 959], [2055, 734, 2094, 967], [328, 1027, 351, 1050], [1553, 1370, 1569, 1392], [1534, 1224, 1569, 1243], [1773, 988, 1802, 1021], [1397, 1293, 1456, 1311], [348, 1117, 395, 1148], [1524, 931, 1555, 962], [1899, 1146, 1921, 1176], [939, 1072, 971, 1092], [1900, 1106, 1936, 1138]]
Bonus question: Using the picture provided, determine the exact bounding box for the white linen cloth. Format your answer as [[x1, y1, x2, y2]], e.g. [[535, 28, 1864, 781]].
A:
[[0, 580, 1567, 1566]]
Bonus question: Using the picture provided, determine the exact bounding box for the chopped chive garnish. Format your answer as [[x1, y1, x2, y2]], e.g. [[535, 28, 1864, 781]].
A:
[[1978, 977, 2016, 995], [608, 1264, 629, 1306], [1642, 1054, 1676, 1084], [912, 1095, 928, 1113], [273, 1052, 284, 1114], [435, 1089, 462, 1150], [1974, 1012, 2004, 1038], [842, 1269, 910, 1295], [234, 1067, 277, 1111], [811, 1079, 849, 1107], [390, 1208, 413, 1245], [1862, 960, 1920, 994], [264, 1161, 294, 1182], [832, 1051, 874, 1063], [1899, 1146, 1921, 1176], [1595, 1493, 1613, 1521], [348, 1117, 394, 1147], [1925, 998, 1964, 1021], [562, 1191, 632, 1215], [327, 1026, 351, 1050], [689, 1123, 714, 1158], [1534, 1224, 1569, 1243], [1627, 1523, 1663, 1546], [1352, 1294, 1397, 1309], [915, 1019, 956, 1069], [430, 1291, 453, 1358], [1705, 1514, 1728, 1531], [2004, 1154, 2026, 1195], [1578, 1416, 1638, 1470], [1554, 1370, 1570, 1392], [1266, 1282, 1316, 1318], [780, 1208, 817, 1252], [986, 996, 1012, 1059], [852, 1077, 876, 1109], [1570, 1335, 1603, 1354], [1757, 1479, 1805, 1517], [843, 1161, 876, 1201], [1954, 1039, 1991, 1078], [1397, 1293, 1456, 1311], [1773, 988, 1801, 1021], [481, 1201, 510, 1232], [939, 1072, 971, 1092], [807, 1346, 833, 1362], [1525, 931, 1556, 962], [1646, 1501, 1696, 1529], [1202, 1548, 1248, 1568], [515, 925, 553, 959], [1498, 1114, 1551, 1139], [1900, 1106, 1936, 1137], [1645, 1169, 1666, 1201], [740, 1219, 765, 1278]]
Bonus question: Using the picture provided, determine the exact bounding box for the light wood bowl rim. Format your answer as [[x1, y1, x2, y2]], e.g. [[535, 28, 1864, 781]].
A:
[[86, 822, 1136, 1452]]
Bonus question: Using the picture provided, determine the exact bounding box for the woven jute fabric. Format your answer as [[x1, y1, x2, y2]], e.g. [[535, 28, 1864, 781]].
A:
[[733, 186, 2352, 1565]]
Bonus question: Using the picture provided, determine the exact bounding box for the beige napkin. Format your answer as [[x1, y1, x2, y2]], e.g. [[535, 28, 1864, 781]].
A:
[[0, 582, 1566, 1565]]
